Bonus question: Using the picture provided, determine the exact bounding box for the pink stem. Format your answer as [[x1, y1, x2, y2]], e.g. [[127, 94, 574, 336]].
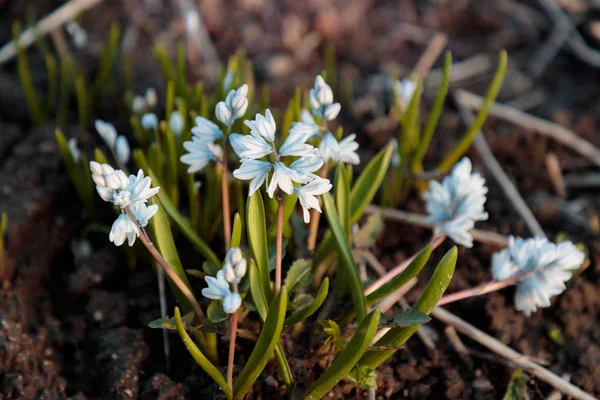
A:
[[437, 276, 519, 306]]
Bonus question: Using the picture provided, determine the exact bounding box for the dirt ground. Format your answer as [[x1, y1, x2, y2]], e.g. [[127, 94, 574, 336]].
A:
[[0, 0, 599, 399]]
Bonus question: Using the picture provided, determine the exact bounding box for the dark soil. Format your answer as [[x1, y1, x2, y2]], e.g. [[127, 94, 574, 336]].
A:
[[1, 0, 599, 399]]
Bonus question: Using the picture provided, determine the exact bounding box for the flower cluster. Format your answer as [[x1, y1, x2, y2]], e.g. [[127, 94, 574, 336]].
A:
[[491, 236, 584, 316], [95, 120, 131, 165], [216, 84, 249, 127], [309, 75, 341, 121], [423, 157, 488, 247], [180, 85, 249, 174], [90, 161, 160, 247], [231, 109, 332, 222], [202, 248, 247, 313]]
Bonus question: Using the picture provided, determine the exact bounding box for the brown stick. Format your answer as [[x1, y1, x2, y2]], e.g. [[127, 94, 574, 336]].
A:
[[431, 307, 597, 400], [436, 276, 520, 306], [227, 309, 239, 389]]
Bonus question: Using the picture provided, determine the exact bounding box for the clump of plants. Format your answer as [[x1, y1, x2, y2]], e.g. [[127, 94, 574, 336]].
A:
[[49, 43, 586, 399]]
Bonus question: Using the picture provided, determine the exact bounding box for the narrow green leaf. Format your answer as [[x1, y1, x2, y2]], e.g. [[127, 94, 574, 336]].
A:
[[14, 22, 43, 125], [322, 193, 367, 322], [335, 162, 351, 241], [284, 278, 329, 331], [174, 307, 232, 400], [246, 191, 272, 300], [92, 24, 120, 97], [154, 44, 176, 82], [437, 50, 507, 172], [233, 288, 288, 400], [349, 143, 394, 223], [231, 213, 242, 248], [366, 245, 432, 307], [399, 79, 423, 159], [148, 311, 218, 333], [413, 52, 452, 169], [134, 150, 220, 266], [75, 76, 88, 133], [306, 310, 380, 400], [162, 121, 179, 206], [503, 369, 528, 400], [284, 259, 312, 294], [358, 247, 457, 369]]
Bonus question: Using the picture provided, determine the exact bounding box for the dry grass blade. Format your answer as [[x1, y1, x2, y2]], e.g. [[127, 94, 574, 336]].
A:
[[455, 90, 600, 167], [431, 307, 596, 400], [455, 100, 547, 238]]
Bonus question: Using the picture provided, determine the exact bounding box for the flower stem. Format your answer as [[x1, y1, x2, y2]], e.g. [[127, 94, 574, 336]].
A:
[[123, 207, 205, 320], [227, 308, 239, 390], [275, 194, 285, 294], [221, 137, 231, 251], [306, 164, 329, 251], [365, 234, 446, 295], [437, 275, 520, 306]]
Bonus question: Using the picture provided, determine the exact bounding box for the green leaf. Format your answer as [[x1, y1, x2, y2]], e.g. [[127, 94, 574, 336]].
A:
[[133, 150, 220, 266], [174, 307, 232, 400], [231, 213, 242, 248], [335, 162, 351, 241], [350, 143, 394, 223], [353, 213, 384, 248], [291, 293, 314, 310], [322, 193, 367, 322], [347, 365, 377, 389], [92, 24, 120, 97], [358, 247, 457, 370], [247, 191, 272, 300], [399, 79, 423, 158], [284, 259, 311, 293], [365, 245, 432, 307], [148, 312, 218, 333], [380, 307, 431, 328], [503, 369, 528, 400], [207, 301, 229, 323], [233, 288, 288, 400], [548, 326, 565, 346], [248, 261, 294, 391], [13, 22, 43, 125], [306, 310, 381, 400], [268, 239, 287, 272], [437, 50, 507, 172], [284, 278, 329, 331], [319, 320, 341, 347], [413, 52, 452, 169]]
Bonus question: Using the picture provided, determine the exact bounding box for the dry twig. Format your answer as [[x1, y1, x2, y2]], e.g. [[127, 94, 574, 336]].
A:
[[0, 0, 104, 65], [455, 90, 600, 168]]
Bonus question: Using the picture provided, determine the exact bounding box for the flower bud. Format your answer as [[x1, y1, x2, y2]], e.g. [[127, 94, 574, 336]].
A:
[[115, 136, 131, 164], [215, 101, 232, 126], [323, 103, 341, 121]]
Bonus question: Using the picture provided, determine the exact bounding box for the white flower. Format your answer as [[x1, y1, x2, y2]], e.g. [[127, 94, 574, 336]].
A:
[[68, 137, 80, 163], [191, 116, 223, 142], [394, 78, 417, 105], [222, 70, 234, 93], [132, 96, 146, 113], [423, 157, 488, 247], [91, 162, 160, 208], [216, 84, 249, 126], [169, 111, 185, 136], [180, 140, 224, 173], [318, 132, 360, 165], [294, 178, 333, 223], [309, 75, 341, 121], [223, 247, 247, 285], [202, 270, 242, 314], [234, 135, 273, 160], [245, 109, 276, 142], [279, 123, 316, 157], [233, 159, 272, 195], [141, 113, 158, 130], [115, 136, 130, 164], [267, 162, 312, 198], [289, 156, 323, 179], [491, 236, 585, 316], [65, 21, 87, 48], [109, 203, 158, 246], [95, 119, 117, 149], [145, 87, 157, 108]]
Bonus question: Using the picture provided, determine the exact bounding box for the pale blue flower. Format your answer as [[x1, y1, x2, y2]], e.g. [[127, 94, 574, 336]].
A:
[[294, 178, 332, 223], [202, 270, 242, 314], [169, 111, 185, 136], [191, 116, 223, 142], [423, 157, 488, 247], [95, 119, 117, 148], [141, 113, 158, 130], [318, 132, 360, 165], [267, 162, 312, 198], [491, 236, 585, 316], [232, 159, 272, 196], [309, 75, 341, 121], [279, 123, 315, 157], [180, 140, 223, 173], [245, 109, 276, 142], [109, 203, 158, 246], [90, 162, 160, 208], [394, 78, 417, 105], [68, 137, 80, 163], [216, 84, 249, 126], [115, 136, 130, 164]]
